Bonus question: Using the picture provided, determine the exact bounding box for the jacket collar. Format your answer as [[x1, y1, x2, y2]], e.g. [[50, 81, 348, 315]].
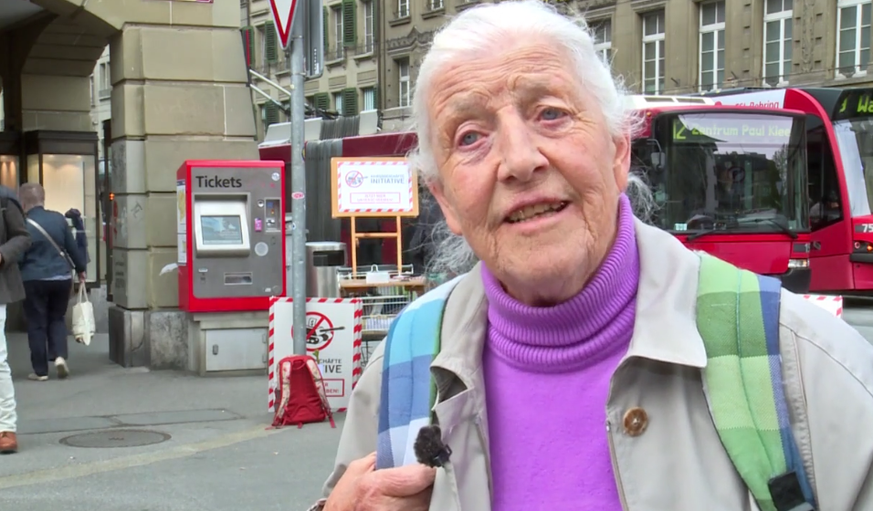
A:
[[431, 219, 707, 396]]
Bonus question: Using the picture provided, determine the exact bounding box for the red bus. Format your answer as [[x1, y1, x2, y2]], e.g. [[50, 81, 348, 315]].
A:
[[698, 87, 873, 295], [260, 99, 812, 291], [630, 100, 811, 293]]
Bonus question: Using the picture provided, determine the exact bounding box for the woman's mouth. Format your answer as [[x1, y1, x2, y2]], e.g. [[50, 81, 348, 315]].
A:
[[506, 201, 569, 224]]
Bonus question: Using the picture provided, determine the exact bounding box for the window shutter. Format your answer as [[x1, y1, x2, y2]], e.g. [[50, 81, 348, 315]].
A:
[[374, 83, 380, 111], [266, 103, 280, 125], [342, 88, 358, 116], [241, 26, 254, 67], [265, 21, 278, 63], [315, 92, 330, 112], [342, 0, 357, 48], [323, 7, 329, 49]]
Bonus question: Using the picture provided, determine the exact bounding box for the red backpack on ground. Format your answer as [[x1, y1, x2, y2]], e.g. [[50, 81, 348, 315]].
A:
[[272, 355, 336, 429]]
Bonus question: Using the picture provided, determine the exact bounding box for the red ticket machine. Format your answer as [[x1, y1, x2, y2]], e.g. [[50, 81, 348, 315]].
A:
[[177, 160, 286, 312]]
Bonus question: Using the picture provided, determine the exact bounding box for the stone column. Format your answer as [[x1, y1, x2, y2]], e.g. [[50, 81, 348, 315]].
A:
[[103, 2, 258, 369]]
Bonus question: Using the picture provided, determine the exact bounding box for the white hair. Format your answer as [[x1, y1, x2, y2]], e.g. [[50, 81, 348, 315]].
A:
[[408, 0, 657, 275]]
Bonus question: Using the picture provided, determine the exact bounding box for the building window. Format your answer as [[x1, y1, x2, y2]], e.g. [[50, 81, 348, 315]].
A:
[[97, 63, 111, 100], [313, 92, 330, 113], [364, 1, 375, 53], [397, 58, 411, 108], [334, 92, 344, 114], [699, 1, 725, 92], [837, 0, 872, 78], [591, 19, 612, 64], [764, 0, 793, 86], [642, 10, 665, 94], [398, 0, 409, 18], [261, 103, 279, 130], [333, 7, 344, 59], [99, 63, 110, 90], [261, 21, 278, 65], [362, 87, 376, 110], [429, 0, 443, 10]]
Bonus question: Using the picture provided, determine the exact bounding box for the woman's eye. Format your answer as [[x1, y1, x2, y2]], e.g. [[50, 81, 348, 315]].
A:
[[541, 108, 565, 121], [459, 132, 481, 147]]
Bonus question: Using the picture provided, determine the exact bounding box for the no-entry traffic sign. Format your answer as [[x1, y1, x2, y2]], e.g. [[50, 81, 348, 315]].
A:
[[269, 0, 299, 49]]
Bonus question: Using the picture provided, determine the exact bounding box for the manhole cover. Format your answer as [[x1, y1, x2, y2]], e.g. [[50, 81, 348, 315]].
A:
[[60, 429, 171, 448]]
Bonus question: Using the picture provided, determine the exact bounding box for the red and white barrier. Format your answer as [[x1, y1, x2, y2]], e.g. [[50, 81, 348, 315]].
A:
[[268, 297, 363, 413], [801, 294, 843, 318]]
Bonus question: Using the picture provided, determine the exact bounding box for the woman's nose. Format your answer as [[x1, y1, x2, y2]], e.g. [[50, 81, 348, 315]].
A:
[[495, 115, 549, 182]]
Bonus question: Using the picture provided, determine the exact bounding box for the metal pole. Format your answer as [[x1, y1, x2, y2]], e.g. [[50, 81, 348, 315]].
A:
[[289, 8, 307, 357]]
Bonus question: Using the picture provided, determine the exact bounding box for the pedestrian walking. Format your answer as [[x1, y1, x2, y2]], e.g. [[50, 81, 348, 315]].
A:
[[309, 2, 873, 510], [18, 183, 87, 382], [0, 185, 32, 455]]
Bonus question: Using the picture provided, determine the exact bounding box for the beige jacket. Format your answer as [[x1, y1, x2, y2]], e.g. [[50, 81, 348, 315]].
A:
[[319, 220, 873, 510]]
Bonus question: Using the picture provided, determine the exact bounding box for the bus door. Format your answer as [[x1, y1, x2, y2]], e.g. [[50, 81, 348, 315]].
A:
[[806, 114, 854, 291]]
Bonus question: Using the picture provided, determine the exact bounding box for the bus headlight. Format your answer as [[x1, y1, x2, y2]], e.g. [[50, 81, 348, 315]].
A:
[[788, 259, 809, 268]]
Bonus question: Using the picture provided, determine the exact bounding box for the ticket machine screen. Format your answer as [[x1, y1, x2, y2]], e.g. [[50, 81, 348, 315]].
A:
[[193, 196, 251, 257], [201, 216, 243, 246]]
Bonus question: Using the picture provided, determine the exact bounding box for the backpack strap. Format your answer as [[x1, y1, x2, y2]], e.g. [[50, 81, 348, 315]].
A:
[[696, 254, 816, 511], [375, 274, 465, 470]]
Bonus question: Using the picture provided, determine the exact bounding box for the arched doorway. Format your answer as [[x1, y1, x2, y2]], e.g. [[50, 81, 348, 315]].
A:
[[1, 0, 260, 368]]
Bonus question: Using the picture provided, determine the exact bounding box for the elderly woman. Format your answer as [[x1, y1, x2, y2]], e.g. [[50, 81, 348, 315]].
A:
[[309, 2, 873, 510]]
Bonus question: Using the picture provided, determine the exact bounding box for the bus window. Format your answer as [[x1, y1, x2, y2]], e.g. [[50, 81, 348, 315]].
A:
[[653, 111, 807, 234], [806, 116, 843, 229], [630, 138, 664, 224]]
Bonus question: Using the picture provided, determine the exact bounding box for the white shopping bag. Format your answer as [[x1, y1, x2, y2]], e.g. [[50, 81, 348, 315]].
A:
[[72, 285, 95, 346]]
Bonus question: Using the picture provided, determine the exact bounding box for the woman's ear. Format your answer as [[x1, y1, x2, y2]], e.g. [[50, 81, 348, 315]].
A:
[[612, 134, 631, 192]]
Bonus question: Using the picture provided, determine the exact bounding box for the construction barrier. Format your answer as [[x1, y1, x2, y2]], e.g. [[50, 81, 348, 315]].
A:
[[801, 294, 843, 318]]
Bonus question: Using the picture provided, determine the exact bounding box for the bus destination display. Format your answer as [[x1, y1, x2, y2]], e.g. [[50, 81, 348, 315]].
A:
[[834, 90, 873, 120], [670, 115, 796, 145]]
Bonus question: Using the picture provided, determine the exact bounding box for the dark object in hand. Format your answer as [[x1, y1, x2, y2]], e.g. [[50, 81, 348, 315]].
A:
[[414, 425, 452, 468]]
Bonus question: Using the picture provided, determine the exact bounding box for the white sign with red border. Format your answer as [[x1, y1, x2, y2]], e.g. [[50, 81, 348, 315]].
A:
[[801, 294, 843, 318], [269, 0, 299, 49], [333, 158, 418, 216], [268, 297, 363, 413]]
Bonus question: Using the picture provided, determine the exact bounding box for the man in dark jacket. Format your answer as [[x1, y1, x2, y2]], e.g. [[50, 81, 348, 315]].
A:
[[0, 185, 32, 455], [17, 183, 86, 385]]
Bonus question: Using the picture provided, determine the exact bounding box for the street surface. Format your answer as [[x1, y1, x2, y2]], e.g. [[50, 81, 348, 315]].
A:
[[0, 333, 341, 511], [841, 301, 873, 344], [2, 304, 872, 511]]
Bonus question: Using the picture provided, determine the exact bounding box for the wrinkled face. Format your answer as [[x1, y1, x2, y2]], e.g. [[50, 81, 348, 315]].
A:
[[426, 39, 631, 305]]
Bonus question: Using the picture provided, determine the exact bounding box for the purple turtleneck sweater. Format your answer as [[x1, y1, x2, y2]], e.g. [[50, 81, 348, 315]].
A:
[[482, 194, 640, 510]]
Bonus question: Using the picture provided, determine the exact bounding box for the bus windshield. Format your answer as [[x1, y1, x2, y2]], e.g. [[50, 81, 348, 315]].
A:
[[634, 111, 809, 235], [832, 117, 873, 217]]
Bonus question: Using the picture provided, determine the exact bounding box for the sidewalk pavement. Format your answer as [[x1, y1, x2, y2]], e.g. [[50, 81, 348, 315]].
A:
[[0, 331, 342, 511]]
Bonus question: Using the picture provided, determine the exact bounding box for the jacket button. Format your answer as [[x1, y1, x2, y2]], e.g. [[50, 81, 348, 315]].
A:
[[623, 407, 648, 436]]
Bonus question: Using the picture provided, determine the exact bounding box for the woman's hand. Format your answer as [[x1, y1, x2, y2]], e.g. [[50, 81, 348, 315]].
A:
[[324, 452, 436, 511]]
